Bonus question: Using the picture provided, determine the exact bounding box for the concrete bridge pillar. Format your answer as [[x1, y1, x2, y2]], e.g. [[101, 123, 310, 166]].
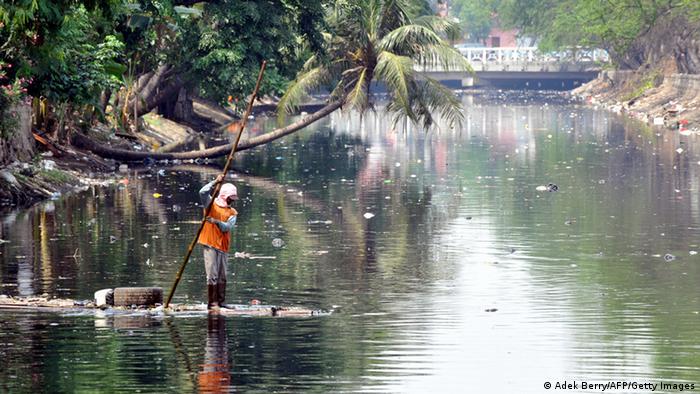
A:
[[461, 77, 475, 88]]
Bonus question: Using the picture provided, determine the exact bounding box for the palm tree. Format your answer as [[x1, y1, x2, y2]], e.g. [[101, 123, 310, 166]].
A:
[[280, 0, 470, 129], [74, 0, 471, 161]]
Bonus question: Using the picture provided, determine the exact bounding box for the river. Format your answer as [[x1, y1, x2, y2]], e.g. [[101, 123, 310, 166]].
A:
[[1, 93, 699, 393]]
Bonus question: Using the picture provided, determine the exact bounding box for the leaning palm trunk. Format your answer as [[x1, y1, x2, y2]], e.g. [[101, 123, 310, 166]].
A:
[[72, 101, 342, 162]]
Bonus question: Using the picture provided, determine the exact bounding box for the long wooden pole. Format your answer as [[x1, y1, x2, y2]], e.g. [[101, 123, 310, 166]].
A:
[[165, 61, 267, 308]]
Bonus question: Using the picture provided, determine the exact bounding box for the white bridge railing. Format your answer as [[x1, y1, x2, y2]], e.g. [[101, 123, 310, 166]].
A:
[[456, 46, 609, 64]]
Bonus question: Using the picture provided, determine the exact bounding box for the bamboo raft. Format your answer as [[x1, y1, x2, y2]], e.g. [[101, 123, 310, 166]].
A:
[[0, 295, 326, 317]]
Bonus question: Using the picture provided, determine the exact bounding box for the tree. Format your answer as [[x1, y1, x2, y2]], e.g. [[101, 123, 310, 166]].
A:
[[496, 0, 700, 69], [181, 0, 327, 102], [451, 0, 500, 43], [115, 0, 328, 122], [1, 1, 125, 139], [280, 0, 470, 129], [0, 1, 330, 141]]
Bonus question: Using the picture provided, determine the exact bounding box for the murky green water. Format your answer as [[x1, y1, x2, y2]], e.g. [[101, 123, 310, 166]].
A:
[[2, 93, 700, 393]]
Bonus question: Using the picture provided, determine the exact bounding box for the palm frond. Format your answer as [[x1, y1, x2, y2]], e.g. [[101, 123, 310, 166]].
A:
[[414, 44, 473, 72], [365, 0, 381, 40], [344, 67, 369, 111], [385, 99, 416, 127], [330, 2, 372, 49], [412, 76, 464, 129], [384, 76, 463, 130], [414, 15, 461, 38], [301, 54, 320, 71], [378, 0, 413, 36], [378, 24, 443, 54], [375, 51, 415, 113], [277, 66, 330, 123]]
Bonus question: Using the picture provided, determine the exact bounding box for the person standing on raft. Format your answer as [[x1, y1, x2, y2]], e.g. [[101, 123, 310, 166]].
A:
[[198, 174, 238, 310]]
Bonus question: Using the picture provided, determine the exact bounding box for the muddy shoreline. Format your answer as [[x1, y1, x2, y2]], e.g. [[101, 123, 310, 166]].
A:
[[572, 70, 700, 134]]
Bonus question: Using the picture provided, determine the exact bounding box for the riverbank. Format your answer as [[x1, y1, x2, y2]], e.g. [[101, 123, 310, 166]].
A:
[[0, 149, 115, 208], [572, 70, 700, 134], [0, 103, 117, 208]]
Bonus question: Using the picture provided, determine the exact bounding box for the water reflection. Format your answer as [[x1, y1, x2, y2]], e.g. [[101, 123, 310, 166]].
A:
[[2, 94, 700, 392], [198, 314, 231, 393]]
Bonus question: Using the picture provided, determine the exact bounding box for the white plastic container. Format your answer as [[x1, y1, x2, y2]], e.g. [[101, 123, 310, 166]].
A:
[[94, 288, 114, 307]]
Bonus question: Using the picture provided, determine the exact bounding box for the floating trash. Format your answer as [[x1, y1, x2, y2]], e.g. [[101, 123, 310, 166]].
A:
[[363, 212, 375, 219], [664, 254, 676, 262], [547, 183, 558, 192], [153, 193, 162, 198], [109, 235, 118, 244], [536, 185, 548, 191], [308, 250, 329, 256], [272, 238, 284, 248], [157, 169, 166, 176], [485, 308, 498, 312], [308, 220, 333, 225], [690, 251, 698, 256]]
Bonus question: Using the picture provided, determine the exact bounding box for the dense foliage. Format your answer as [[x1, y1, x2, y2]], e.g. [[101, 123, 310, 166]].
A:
[[182, 0, 326, 101], [450, 0, 499, 43], [0, 0, 327, 139], [495, 0, 700, 66]]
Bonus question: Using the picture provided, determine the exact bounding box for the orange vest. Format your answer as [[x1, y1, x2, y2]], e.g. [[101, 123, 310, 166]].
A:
[[198, 204, 237, 252]]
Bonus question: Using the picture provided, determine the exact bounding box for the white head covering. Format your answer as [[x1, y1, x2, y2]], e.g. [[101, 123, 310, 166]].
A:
[[214, 183, 237, 207]]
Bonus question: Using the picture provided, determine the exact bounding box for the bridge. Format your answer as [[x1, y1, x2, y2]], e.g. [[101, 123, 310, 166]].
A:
[[421, 47, 608, 90]]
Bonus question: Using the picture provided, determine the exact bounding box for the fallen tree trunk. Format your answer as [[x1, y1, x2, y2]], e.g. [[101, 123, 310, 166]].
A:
[[72, 101, 342, 161]]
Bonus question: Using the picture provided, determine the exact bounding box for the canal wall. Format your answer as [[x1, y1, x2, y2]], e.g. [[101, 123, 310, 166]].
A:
[[573, 69, 700, 132]]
